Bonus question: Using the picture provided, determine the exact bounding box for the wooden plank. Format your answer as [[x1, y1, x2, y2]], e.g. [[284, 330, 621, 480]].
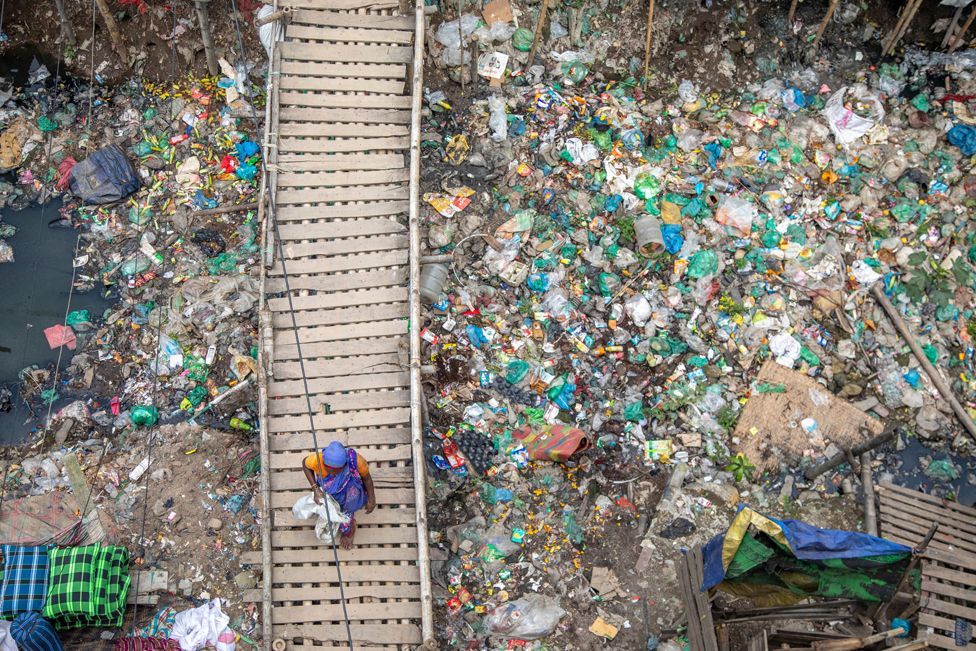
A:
[[278, 135, 410, 154], [278, 75, 409, 97], [278, 168, 410, 188], [269, 389, 409, 417], [921, 577, 976, 604], [919, 612, 975, 644], [274, 153, 404, 172], [273, 319, 408, 348], [268, 336, 403, 362], [267, 406, 410, 433], [287, 24, 414, 44], [268, 287, 408, 313], [278, 236, 408, 260], [247, 542, 415, 566], [273, 353, 405, 379], [272, 466, 413, 491], [279, 123, 408, 138], [881, 489, 976, 536], [269, 249, 408, 276], [921, 634, 976, 651], [923, 563, 976, 589], [272, 601, 420, 624], [292, 9, 415, 30], [280, 0, 399, 10], [880, 481, 976, 519], [879, 510, 976, 555], [270, 486, 415, 509], [279, 41, 412, 64], [274, 185, 409, 206], [271, 525, 416, 547], [269, 426, 411, 450], [270, 445, 413, 469], [275, 218, 405, 241], [272, 623, 421, 646], [269, 369, 407, 398], [279, 91, 411, 109], [271, 506, 416, 528], [280, 106, 412, 125], [273, 201, 409, 222], [249, 583, 421, 603], [923, 595, 976, 621], [272, 301, 407, 328], [279, 59, 405, 78], [273, 335, 406, 362]]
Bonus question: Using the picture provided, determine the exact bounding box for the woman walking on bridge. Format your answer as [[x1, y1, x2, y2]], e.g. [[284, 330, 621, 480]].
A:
[[302, 441, 377, 549]]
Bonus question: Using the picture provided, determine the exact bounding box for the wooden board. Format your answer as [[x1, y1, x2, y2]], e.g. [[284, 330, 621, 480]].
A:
[[280, 59, 406, 79], [677, 547, 719, 651], [279, 41, 413, 64], [279, 91, 411, 109], [278, 135, 411, 154], [287, 24, 414, 44], [291, 9, 415, 30]]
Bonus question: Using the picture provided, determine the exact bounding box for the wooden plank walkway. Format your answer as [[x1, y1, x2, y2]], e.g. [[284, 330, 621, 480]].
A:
[[256, 0, 430, 648], [878, 481, 976, 650]]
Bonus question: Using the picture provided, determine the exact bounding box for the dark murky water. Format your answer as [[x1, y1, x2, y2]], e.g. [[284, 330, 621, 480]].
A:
[[0, 201, 110, 445]]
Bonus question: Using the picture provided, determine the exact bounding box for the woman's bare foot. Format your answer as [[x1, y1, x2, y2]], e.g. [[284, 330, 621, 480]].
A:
[[340, 520, 357, 549]]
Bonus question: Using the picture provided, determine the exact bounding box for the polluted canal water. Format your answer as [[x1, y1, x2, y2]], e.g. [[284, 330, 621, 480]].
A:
[[0, 200, 110, 445]]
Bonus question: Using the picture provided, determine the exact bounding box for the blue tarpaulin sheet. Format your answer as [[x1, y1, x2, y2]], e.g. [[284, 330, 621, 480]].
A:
[[69, 144, 141, 205]]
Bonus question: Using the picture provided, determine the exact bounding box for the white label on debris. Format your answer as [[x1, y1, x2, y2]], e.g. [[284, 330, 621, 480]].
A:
[[478, 52, 509, 79]]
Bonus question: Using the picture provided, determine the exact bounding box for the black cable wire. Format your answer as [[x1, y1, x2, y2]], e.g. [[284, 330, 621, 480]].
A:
[[227, 3, 356, 648], [130, 1, 180, 633]]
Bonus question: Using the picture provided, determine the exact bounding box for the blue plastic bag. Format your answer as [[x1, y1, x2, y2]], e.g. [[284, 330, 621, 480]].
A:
[[947, 124, 976, 156]]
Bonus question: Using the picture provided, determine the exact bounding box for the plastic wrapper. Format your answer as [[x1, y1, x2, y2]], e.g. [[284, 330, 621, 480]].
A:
[[488, 95, 508, 142], [486, 594, 566, 640]]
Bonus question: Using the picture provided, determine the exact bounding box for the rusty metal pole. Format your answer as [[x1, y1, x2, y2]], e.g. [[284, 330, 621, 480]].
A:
[[194, 0, 220, 77]]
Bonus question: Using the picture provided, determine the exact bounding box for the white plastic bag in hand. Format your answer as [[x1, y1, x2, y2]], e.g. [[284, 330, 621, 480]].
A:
[[292, 492, 351, 544]]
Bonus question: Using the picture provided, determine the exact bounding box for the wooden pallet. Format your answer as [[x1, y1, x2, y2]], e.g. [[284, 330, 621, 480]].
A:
[[678, 546, 720, 651], [878, 482, 976, 650], [256, 0, 429, 648]]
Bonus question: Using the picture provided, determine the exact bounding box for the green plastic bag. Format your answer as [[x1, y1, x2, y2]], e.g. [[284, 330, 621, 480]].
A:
[[131, 405, 159, 427], [207, 252, 239, 275], [560, 61, 589, 85], [184, 355, 209, 382], [598, 272, 620, 296], [624, 401, 643, 422], [505, 360, 531, 384], [512, 28, 534, 51], [634, 173, 661, 200], [37, 116, 58, 132], [687, 249, 718, 279], [66, 310, 92, 326]]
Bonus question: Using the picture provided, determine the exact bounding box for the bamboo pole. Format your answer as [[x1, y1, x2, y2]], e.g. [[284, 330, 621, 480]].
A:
[[812, 0, 839, 47], [410, 0, 435, 642], [53, 0, 77, 46], [641, 0, 655, 88], [949, 5, 976, 52], [883, 0, 923, 57], [192, 201, 259, 217], [458, 0, 465, 95], [941, 4, 964, 48], [788, 0, 799, 24], [94, 0, 129, 65], [860, 451, 877, 537], [871, 284, 976, 441], [527, 0, 551, 67], [194, 0, 220, 76]]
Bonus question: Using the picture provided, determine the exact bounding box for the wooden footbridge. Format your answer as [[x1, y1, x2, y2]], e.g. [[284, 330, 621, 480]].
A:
[[252, 0, 431, 647]]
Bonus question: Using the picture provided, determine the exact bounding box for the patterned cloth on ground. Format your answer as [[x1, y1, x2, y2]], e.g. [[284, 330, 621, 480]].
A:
[[43, 544, 130, 629], [113, 637, 180, 651], [0, 545, 50, 618], [9, 612, 63, 651], [133, 607, 177, 639]]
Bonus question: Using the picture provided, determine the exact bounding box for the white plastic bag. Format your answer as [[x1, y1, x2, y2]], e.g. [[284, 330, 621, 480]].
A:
[[488, 95, 507, 142], [171, 599, 234, 651], [292, 492, 351, 544], [714, 195, 758, 235], [486, 594, 566, 639], [625, 294, 652, 327], [255, 5, 283, 58], [822, 86, 885, 147]]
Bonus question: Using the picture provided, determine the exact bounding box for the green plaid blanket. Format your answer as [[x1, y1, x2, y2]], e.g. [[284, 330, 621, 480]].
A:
[[44, 545, 130, 629]]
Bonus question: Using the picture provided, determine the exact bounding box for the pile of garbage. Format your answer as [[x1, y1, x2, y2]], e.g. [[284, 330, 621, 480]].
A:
[[0, 48, 265, 644], [418, 8, 976, 645]]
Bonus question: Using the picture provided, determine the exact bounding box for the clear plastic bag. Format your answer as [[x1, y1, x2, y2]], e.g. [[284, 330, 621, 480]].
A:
[[714, 195, 758, 235], [292, 492, 351, 544], [488, 95, 507, 142], [486, 594, 566, 639]]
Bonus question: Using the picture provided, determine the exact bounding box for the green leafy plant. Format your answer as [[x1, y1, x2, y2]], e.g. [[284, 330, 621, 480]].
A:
[[725, 453, 755, 482]]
